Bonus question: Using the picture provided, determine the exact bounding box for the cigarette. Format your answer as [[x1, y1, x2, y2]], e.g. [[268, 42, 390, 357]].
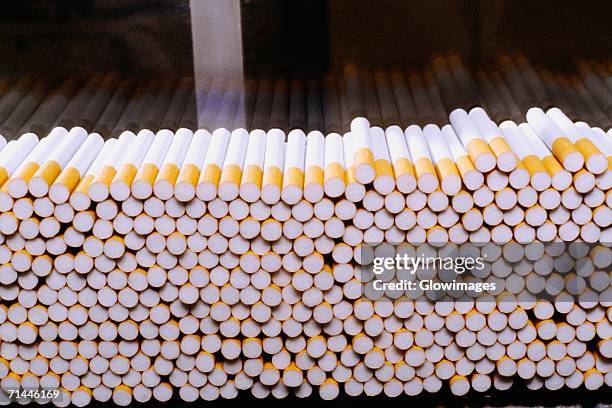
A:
[[547, 108, 606, 174], [0, 133, 38, 187], [518, 123, 572, 191], [132, 129, 173, 200], [6, 128, 63, 201], [526, 108, 583, 172], [110, 129, 155, 201], [323, 133, 346, 198], [153, 128, 193, 200], [423, 124, 461, 195], [196, 128, 230, 202], [449, 109, 496, 172], [69, 139, 116, 211], [343, 132, 365, 202], [217, 128, 249, 202], [440, 125, 483, 190], [350, 117, 375, 184], [577, 124, 612, 190], [303, 131, 325, 203], [405, 125, 438, 194], [281, 129, 306, 205], [175, 129, 211, 202], [30, 127, 87, 197], [49, 133, 104, 204], [87, 131, 135, 203], [500, 121, 551, 191], [239, 129, 266, 203], [469, 107, 518, 171], [261, 129, 284, 205]]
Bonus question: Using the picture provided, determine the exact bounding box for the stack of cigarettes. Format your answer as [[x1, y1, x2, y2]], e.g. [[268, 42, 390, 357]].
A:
[[0, 54, 610, 405]]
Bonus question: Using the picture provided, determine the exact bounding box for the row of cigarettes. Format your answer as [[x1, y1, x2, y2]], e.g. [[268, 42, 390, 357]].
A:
[[0, 104, 609, 243], [0, 54, 610, 141]]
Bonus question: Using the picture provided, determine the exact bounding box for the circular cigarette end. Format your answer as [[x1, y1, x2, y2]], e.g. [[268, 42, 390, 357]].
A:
[[586, 153, 607, 175], [474, 152, 496, 173], [531, 172, 551, 191], [110, 181, 131, 201], [536, 222, 557, 241], [593, 206, 611, 227], [112, 387, 132, 406], [559, 221, 580, 241], [71, 388, 92, 407], [525, 207, 546, 227], [0, 192, 13, 213], [131, 180, 153, 200], [218, 182, 239, 202], [427, 190, 448, 212], [441, 174, 462, 196], [194, 182, 213, 201], [427, 226, 448, 245], [281, 185, 302, 205], [7, 178, 28, 198], [497, 151, 517, 172], [580, 223, 601, 243], [261, 185, 281, 205], [179, 386, 200, 402], [324, 178, 345, 198], [486, 170, 508, 191], [304, 183, 324, 203], [373, 175, 394, 196], [496, 189, 517, 210], [472, 373, 492, 392], [597, 171, 612, 191], [153, 180, 174, 201], [516, 187, 537, 207], [174, 182, 196, 202], [345, 183, 365, 202], [584, 370, 604, 390], [551, 170, 572, 191], [29, 177, 50, 197], [239, 184, 261, 203], [69, 192, 90, 212], [282, 368, 303, 388], [417, 173, 438, 194], [450, 376, 470, 396], [563, 151, 584, 172], [0, 212, 17, 234], [574, 171, 595, 193], [509, 167, 530, 189], [463, 169, 484, 191], [355, 163, 375, 184], [88, 182, 109, 202], [13, 198, 33, 219], [396, 173, 417, 194], [49, 184, 70, 204], [539, 188, 560, 210], [319, 379, 339, 400], [17, 323, 37, 344], [452, 193, 473, 214], [515, 223, 536, 243], [104, 239, 125, 259], [261, 220, 282, 241]]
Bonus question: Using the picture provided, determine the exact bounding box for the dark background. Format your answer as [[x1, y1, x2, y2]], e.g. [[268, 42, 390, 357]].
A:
[[0, 0, 610, 79]]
